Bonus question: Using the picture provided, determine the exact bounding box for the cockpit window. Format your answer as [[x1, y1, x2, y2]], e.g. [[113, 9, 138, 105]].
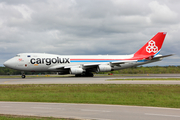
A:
[[15, 55, 20, 57]]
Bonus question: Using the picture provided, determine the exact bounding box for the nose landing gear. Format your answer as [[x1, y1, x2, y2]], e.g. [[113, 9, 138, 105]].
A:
[[21, 74, 26, 78], [21, 71, 26, 78]]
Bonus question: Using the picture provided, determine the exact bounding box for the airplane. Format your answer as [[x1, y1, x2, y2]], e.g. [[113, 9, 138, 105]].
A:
[[3, 32, 173, 78]]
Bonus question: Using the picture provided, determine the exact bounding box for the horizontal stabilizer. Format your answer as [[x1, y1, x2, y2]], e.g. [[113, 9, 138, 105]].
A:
[[111, 60, 137, 66], [152, 54, 174, 60]]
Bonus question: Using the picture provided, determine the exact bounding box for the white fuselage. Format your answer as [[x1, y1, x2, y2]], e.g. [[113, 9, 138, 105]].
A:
[[3, 32, 171, 78], [4, 53, 160, 72]]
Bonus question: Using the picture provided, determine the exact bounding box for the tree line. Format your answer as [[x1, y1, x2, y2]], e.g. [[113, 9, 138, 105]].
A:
[[0, 66, 180, 75], [0, 67, 56, 75]]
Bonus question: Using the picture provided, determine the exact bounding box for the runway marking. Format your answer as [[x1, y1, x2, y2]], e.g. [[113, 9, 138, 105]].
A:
[[145, 113, 180, 118], [81, 109, 111, 112]]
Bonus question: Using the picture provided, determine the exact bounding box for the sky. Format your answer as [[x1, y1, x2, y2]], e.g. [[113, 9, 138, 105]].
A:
[[0, 0, 180, 66]]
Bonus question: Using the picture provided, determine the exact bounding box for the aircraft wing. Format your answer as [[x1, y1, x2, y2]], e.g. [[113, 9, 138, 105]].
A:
[[48, 60, 137, 71], [48, 54, 173, 73], [81, 61, 136, 69], [48, 54, 173, 71]]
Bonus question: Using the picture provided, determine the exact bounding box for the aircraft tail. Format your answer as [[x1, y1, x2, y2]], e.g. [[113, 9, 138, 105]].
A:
[[133, 32, 167, 60]]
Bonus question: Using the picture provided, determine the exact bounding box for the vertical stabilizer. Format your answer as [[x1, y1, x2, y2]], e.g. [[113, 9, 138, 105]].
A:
[[133, 32, 167, 59]]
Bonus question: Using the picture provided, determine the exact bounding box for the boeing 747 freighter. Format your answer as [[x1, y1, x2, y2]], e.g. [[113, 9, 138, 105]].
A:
[[4, 32, 172, 78]]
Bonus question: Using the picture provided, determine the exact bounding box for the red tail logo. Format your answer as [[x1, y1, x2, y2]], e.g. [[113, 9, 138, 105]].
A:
[[146, 40, 158, 53], [133, 32, 166, 60]]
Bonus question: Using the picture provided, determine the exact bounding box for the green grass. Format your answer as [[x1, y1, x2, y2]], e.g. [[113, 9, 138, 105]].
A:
[[0, 84, 180, 108], [0, 114, 76, 120], [107, 78, 180, 81]]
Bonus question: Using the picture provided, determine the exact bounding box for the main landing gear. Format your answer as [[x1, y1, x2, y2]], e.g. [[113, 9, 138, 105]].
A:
[[21, 71, 26, 78], [75, 72, 94, 77]]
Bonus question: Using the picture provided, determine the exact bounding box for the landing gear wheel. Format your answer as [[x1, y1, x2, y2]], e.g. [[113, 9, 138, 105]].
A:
[[89, 73, 94, 77], [21, 74, 26, 78], [75, 74, 82, 77], [84, 72, 94, 77], [75, 73, 94, 77]]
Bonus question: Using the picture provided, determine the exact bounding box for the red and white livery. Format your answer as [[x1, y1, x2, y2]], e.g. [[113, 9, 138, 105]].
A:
[[4, 32, 173, 78]]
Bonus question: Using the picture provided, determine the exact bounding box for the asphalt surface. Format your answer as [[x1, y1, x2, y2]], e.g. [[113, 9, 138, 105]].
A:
[[0, 74, 180, 84], [0, 74, 180, 120], [0, 102, 180, 120]]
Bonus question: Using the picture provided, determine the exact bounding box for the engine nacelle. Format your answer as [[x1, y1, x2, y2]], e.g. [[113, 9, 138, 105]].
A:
[[70, 68, 84, 74], [98, 65, 111, 72]]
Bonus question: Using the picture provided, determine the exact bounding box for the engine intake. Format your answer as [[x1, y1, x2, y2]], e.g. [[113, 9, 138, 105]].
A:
[[98, 65, 111, 72], [70, 68, 83, 74]]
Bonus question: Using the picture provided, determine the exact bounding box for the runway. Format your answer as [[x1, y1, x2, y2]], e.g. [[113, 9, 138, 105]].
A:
[[0, 74, 180, 120], [0, 74, 180, 84], [0, 102, 180, 120]]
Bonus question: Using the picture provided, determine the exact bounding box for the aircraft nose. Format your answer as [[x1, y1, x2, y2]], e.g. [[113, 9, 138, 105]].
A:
[[3, 59, 14, 68], [3, 60, 8, 67]]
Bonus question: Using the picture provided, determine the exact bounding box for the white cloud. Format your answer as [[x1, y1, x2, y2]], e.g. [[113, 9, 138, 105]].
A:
[[13, 4, 33, 20], [0, 0, 180, 66], [149, 1, 178, 24]]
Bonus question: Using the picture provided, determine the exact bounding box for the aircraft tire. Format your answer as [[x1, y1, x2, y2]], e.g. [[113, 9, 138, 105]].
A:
[[89, 73, 94, 77], [90, 73, 94, 77], [75, 74, 82, 77], [84, 72, 94, 77], [75, 73, 94, 77], [21, 75, 26, 79]]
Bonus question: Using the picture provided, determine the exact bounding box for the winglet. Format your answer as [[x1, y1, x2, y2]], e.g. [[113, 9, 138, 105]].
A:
[[133, 32, 167, 59]]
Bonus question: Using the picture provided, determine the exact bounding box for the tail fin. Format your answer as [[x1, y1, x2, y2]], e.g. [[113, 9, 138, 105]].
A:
[[133, 32, 167, 59]]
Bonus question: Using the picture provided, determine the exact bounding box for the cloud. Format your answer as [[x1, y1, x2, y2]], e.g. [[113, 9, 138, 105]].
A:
[[149, 1, 178, 24], [0, 0, 180, 66]]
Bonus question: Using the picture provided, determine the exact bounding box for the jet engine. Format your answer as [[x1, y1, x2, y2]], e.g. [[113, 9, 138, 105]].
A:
[[98, 65, 112, 72], [70, 68, 84, 74]]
